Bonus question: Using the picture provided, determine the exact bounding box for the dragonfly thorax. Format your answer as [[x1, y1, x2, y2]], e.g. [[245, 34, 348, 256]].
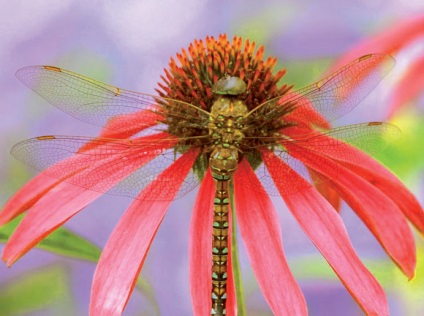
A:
[[208, 96, 248, 179]]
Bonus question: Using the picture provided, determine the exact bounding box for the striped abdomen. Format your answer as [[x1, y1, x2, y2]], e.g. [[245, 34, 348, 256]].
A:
[[211, 176, 230, 315]]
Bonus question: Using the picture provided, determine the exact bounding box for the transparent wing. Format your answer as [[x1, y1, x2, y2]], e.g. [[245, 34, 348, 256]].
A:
[[252, 122, 400, 196], [248, 54, 395, 123], [11, 135, 201, 200], [16, 65, 209, 130]]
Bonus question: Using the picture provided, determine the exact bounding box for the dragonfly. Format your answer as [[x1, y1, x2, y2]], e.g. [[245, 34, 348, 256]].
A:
[[12, 53, 396, 315]]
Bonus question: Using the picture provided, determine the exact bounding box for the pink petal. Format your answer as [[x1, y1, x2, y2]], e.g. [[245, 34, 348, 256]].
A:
[[233, 159, 307, 316], [90, 149, 198, 316], [263, 150, 389, 316], [189, 171, 214, 315], [388, 54, 424, 116], [2, 185, 101, 266], [282, 93, 330, 129], [299, 134, 424, 234], [0, 174, 61, 226], [99, 110, 162, 139], [330, 13, 424, 72], [342, 159, 424, 234], [286, 143, 416, 278], [3, 133, 174, 265]]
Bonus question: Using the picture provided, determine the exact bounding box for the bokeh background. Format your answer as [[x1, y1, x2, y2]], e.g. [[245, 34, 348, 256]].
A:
[[1, 0, 424, 315]]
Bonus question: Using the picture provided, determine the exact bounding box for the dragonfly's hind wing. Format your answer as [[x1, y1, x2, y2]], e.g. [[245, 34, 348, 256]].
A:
[[250, 122, 400, 196]]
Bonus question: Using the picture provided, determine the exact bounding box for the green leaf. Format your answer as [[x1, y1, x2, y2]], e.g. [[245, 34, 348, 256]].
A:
[[0, 215, 101, 262], [135, 278, 160, 315], [0, 265, 74, 316]]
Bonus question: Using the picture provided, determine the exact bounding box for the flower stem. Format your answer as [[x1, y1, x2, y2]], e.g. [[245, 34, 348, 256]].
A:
[[229, 180, 246, 316]]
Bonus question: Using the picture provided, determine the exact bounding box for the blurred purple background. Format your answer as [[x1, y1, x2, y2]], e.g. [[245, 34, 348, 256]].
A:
[[1, 1, 424, 315]]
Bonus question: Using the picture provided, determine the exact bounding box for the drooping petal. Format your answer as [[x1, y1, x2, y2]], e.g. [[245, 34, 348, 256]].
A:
[[298, 133, 424, 234], [0, 174, 61, 226], [189, 171, 214, 315], [388, 54, 424, 117], [2, 185, 101, 266], [2, 133, 174, 265], [341, 159, 424, 235], [233, 159, 307, 316], [263, 150, 389, 316], [90, 149, 198, 316], [325, 14, 424, 117], [285, 143, 416, 278]]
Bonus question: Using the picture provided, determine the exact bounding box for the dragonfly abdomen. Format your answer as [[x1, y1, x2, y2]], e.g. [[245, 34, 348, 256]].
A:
[[209, 146, 240, 316], [211, 175, 231, 315]]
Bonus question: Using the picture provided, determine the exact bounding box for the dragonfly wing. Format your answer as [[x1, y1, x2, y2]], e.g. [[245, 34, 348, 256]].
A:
[[252, 122, 400, 196], [252, 54, 395, 123], [11, 135, 201, 201], [16, 65, 208, 130], [292, 121, 401, 155]]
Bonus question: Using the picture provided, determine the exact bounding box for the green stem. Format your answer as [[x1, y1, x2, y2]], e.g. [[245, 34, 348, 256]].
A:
[[229, 180, 246, 316]]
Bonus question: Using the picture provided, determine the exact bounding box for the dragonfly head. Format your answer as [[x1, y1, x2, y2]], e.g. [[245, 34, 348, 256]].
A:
[[212, 75, 247, 96]]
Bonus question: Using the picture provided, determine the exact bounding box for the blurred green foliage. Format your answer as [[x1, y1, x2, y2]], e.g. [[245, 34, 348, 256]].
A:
[[0, 215, 160, 315], [0, 265, 74, 316], [375, 109, 424, 183]]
